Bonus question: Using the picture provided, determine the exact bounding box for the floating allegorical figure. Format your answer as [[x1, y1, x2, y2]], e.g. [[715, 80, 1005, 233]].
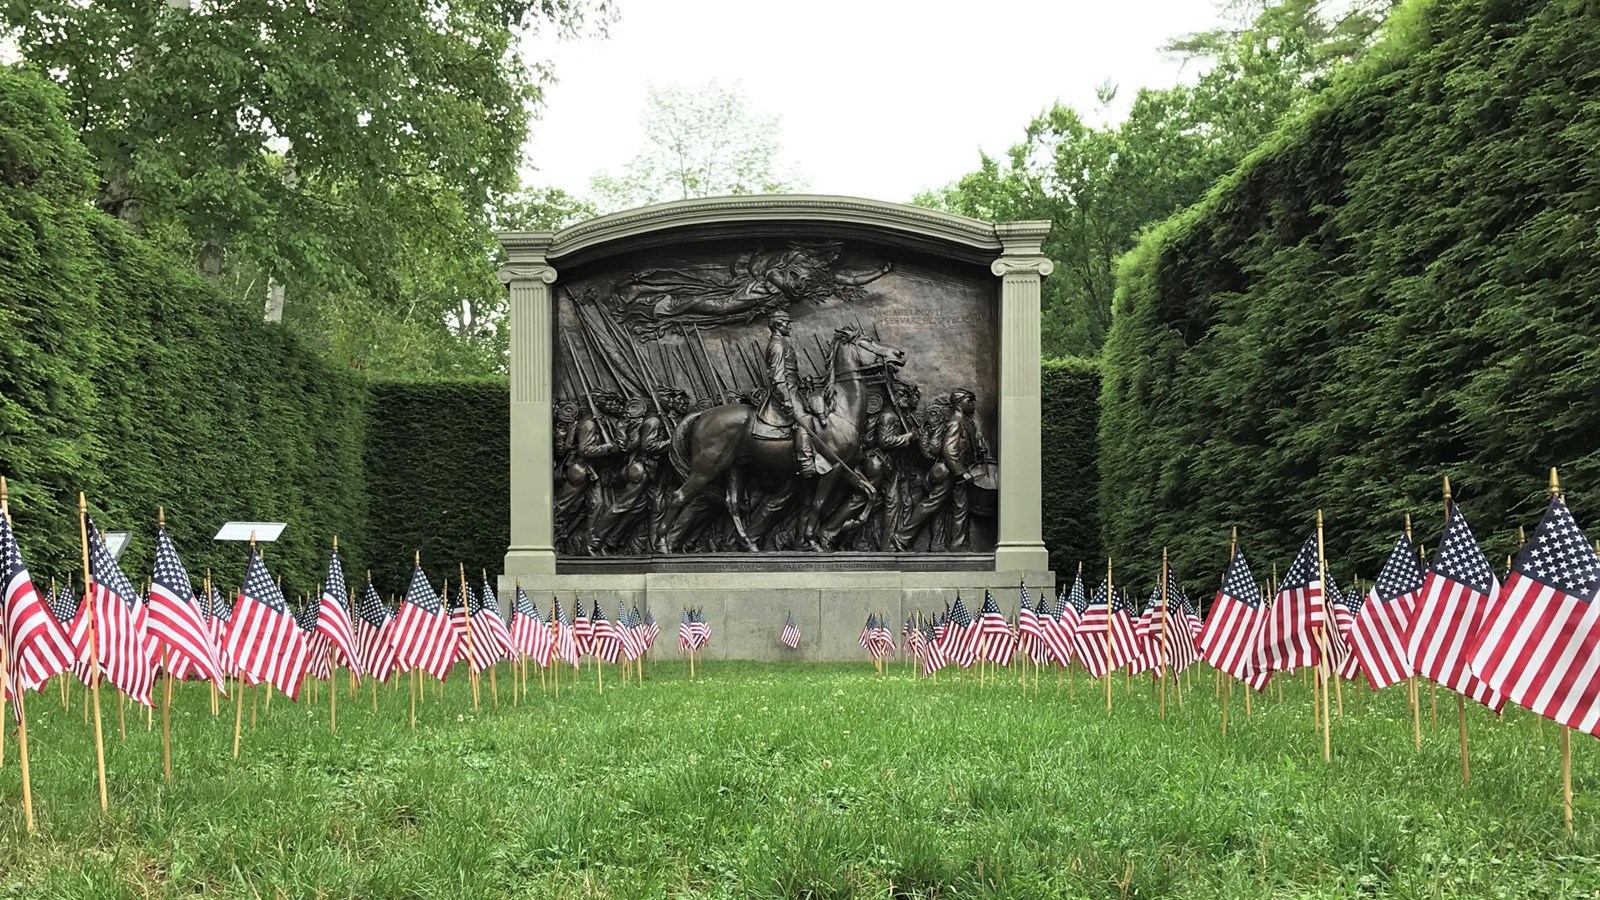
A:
[[614, 242, 892, 336], [892, 388, 990, 552]]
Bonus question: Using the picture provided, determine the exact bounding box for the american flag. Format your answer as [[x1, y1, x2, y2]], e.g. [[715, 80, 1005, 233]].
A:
[[690, 607, 710, 649], [146, 526, 225, 690], [1017, 585, 1043, 659], [616, 601, 643, 662], [49, 581, 82, 629], [678, 609, 693, 653], [1028, 591, 1052, 665], [944, 594, 979, 669], [1350, 535, 1423, 690], [872, 613, 895, 657], [315, 551, 358, 673], [574, 602, 594, 657], [918, 617, 948, 676], [391, 562, 458, 681], [1198, 549, 1269, 690], [1254, 533, 1323, 674], [294, 603, 333, 682], [224, 546, 308, 699], [72, 519, 156, 706], [1180, 587, 1204, 641], [860, 613, 883, 658], [642, 609, 660, 648], [207, 585, 235, 675], [1040, 586, 1075, 667], [1329, 579, 1364, 681], [1405, 505, 1504, 711], [780, 611, 800, 649], [451, 580, 503, 673], [510, 587, 554, 666], [480, 577, 517, 662], [977, 591, 1016, 665], [1071, 579, 1111, 677], [1469, 495, 1600, 735], [353, 581, 398, 682], [553, 598, 580, 668], [2, 509, 74, 696], [1106, 588, 1143, 672], [590, 600, 622, 664]]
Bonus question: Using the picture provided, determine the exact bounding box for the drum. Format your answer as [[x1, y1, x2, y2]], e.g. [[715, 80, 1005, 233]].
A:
[[967, 462, 999, 518]]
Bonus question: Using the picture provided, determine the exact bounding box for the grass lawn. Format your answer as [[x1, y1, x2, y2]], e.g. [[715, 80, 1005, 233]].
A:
[[0, 660, 1595, 898]]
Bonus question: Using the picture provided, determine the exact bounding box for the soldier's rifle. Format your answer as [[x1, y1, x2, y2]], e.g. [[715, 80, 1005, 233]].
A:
[[560, 329, 615, 444], [585, 297, 664, 418], [690, 325, 731, 397]]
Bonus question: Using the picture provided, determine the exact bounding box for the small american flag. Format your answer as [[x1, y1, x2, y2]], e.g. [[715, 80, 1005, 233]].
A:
[[480, 577, 517, 662], [590, 600, 622, 664], [1350, 535, 1423, 690], [1016, 584, 1043, 657], [353, 582, 398, 682], [1198, 549, 1269, 690], [2, 509, 74, 697], [1071, 579, 1111, 677], [1254, 533, 1323, 674], [391, 562, 458, 681], [510, 587, 553, 666], [918, 617, 948, 676], [616, 601, 643, 661], [293, 603, 333, 682], [147, 526, 225, 690], [225, 546, 308, 699], [1406, 505, 1504, 711], [553, 598, 580, 668], [574, 602, 594, 657], [1328, 578, 1364, 681], [689, 607, 710, 650], [74, 519, 156, 706], [780, 611, 800, 649], [860, 613, 883, 659], [944, 594, 979, 669], [1106, 588, 1143, 672], [315, 551, 358, 674], [642, 609, 659, 649], [1040, 586, 1075, 667], [1469, 495, 1600, 735]]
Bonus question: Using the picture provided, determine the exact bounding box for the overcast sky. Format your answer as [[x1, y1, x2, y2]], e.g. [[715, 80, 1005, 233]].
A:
[[520, 0, 1231, 203]]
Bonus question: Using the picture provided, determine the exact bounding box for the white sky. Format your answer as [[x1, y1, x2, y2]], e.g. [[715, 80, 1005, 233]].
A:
[[520, 0, 1230, 203]]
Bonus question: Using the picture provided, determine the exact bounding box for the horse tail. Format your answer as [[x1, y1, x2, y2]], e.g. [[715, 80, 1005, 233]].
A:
[[669, 411, 702, 479]]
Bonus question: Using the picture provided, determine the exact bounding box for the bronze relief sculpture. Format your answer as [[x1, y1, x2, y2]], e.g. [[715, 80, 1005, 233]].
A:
[[553, 241, 997, 557]]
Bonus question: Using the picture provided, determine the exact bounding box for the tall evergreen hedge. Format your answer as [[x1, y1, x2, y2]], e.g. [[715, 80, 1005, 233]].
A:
[[364, 380, 509, 591], [1042, 357, 1100, 574], [1, 67, 368, 597], [1098, 0, 1600, 588]]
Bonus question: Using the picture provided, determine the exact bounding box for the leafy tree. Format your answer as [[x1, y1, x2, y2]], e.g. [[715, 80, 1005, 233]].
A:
[[589, 80, 807, 213], [918, 0, 1395, 358], [2, 0, 613, 377]]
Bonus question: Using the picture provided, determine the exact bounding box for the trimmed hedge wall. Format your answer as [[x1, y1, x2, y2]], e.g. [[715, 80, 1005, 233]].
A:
[[364, 380, 509, 591], [1041, 357, 1100, 574], [1, 67, 368, 597], [1097, 0, 1600, 586]]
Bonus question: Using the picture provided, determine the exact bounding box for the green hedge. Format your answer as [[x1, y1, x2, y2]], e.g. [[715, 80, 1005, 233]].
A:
[[364, 380, 509, 592], [1098, 0, 1600, 586], [1041, 357, 1100, 574], [1, 66, 368, 598]]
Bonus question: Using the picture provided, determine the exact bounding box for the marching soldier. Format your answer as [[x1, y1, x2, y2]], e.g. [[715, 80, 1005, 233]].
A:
[[892, 388, 987, 552]]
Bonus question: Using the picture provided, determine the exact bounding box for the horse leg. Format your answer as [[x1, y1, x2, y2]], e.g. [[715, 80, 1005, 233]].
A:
[[804, 470, 843, 551], [724, 467, 760, 552]]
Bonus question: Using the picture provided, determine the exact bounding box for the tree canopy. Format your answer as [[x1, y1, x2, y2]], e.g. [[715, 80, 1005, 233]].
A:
[[916, 0, 1396, 358]]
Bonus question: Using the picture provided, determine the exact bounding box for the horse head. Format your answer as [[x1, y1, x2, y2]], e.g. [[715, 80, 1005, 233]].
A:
[[830, 325, 906, 377]]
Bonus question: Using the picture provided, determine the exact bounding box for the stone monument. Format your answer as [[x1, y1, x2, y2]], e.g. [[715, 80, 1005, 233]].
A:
[[498, 196, 1053, 660]]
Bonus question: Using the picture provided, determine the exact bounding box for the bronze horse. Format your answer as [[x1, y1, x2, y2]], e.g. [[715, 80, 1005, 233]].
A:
[[656, 326, 907, 552]]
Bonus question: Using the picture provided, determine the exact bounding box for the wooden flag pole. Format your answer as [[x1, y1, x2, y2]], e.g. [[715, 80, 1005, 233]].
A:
[[1549, 467, 1575, 834], [1443, 478, 1470, 784], [483, 570, 500, 707], [1159, 547, 1170, 719], [77, 493, 110, 810], [1403, 514, 1421, 750], [1, 479, 38, 831], [161, 513, 174, 777], [1315, 510, 1332, 762], [1104, 557, 1115, 713], [1221, 528, 1238, 735]]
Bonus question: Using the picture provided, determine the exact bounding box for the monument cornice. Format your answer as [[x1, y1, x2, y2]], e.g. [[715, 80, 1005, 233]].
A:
[[544, 195, 1008, 267]]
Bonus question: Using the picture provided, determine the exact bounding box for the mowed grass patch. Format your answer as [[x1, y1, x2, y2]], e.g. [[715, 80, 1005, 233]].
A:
[[0, 662, 1595, 898]]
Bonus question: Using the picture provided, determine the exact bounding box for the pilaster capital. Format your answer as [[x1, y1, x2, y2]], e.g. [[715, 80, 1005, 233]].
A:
[[497, 230, 557, 285], [497, 262, 558, 286], [991, 256, 1055, 278]]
